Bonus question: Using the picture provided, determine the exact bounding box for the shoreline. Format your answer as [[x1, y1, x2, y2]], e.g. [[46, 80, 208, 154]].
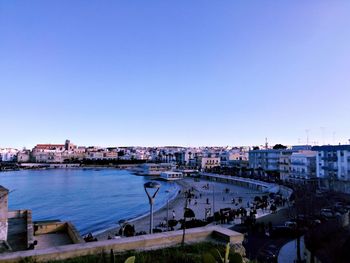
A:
[[0, 164, 141, 172], [94, 177, 269, 240], [92, 181, 182, 237], [94, 179, 188, 239]]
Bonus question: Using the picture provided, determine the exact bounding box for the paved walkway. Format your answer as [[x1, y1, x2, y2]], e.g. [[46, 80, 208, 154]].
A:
[[35, 233, 73, 250], [278, 236, 305, 263], [96, 177, 280, 240]]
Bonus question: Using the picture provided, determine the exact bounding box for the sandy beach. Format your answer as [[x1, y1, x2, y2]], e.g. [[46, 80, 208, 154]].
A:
[[95, 177, 272, 240]]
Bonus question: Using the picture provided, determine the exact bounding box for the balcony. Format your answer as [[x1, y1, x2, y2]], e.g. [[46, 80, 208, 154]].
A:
[[322, 156, 338, 162], [322, 165, 338, 171], [291, 161, 305, 166]]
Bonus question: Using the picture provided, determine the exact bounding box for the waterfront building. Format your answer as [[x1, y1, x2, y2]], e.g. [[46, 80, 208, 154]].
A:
[[71, 146, 87, 160], [289, 150, 317, 184], [175, 150, 198, 166], [33, 144, 66, 152], [64, 140, 77, 151], [103, 151, 118, 160], [141, 163, 176, 175], [279, 151, 293, 181], [220, 150, 248, 167], [0, 148, 18, 162], [160, 171, 183, 181], [291, 145, 312, 151], [32, 142, 66, 163], [17, 149, 31, 163], [31, 139, 83, 163], [312, 145, 350, 181], [249, 149, 294, 179], [200, 157, 220, 170], [86, 151, 104, 160]]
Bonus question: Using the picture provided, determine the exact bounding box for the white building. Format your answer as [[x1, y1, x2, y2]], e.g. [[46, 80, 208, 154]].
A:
[[290, 151, 317, 183], [0, 148, 18, 162], [141, 163, 176, 175], [200, 157, 220, 170], [17, 150, 31, 163], [249, 149, 294, 171], [220, 150, 248, 167], [279, 151, 293, 181], [312, 145, 350, 181], [160, 171, 183, 181]]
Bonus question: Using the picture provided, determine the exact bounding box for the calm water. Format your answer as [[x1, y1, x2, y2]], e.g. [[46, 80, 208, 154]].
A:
[[0, 169, 179, 235]]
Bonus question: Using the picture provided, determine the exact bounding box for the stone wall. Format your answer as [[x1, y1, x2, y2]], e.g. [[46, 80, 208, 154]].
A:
[[66, 222, 85, 244], [0, 226, 243, 263], [8, 210, 33, 249], [0, 187, 9, 241], [34, 221, 84, 244], [34, 222, 66, 235]]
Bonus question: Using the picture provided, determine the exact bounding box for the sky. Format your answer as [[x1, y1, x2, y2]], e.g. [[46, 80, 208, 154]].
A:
[[1, 1, 350, 148]]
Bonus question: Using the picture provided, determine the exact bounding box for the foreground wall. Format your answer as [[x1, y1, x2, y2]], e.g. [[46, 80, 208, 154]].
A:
[[0, 187, 8, 241], [0, 226, 243, 263]]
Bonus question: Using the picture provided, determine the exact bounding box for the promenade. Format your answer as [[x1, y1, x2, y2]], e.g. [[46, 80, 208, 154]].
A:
[[96, 176, 277, 240]]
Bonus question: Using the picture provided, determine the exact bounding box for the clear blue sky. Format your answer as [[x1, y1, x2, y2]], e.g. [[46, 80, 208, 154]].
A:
[[1, 1, 350, 148]]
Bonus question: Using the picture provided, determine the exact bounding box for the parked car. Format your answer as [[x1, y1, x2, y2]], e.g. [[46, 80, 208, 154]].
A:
[[320, 208, 335, 219], [284, 221, 297, 229], [257, 244, 279, 263]]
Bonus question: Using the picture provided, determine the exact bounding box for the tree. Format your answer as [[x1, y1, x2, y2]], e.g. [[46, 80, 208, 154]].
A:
[[182, 208, 195, 246], [273, 144, 287, 150]]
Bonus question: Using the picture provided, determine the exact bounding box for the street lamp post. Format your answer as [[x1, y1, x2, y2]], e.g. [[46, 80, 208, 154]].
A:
[[165, 190, 170, 231], [144, 181, 161, 234], [212, 184, 215, 216]]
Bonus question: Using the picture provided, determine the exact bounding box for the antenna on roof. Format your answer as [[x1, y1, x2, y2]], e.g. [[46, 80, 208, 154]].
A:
[[305, 129, 310, 145], [265, 138, 268, 149], [320, 127, 326, 145]]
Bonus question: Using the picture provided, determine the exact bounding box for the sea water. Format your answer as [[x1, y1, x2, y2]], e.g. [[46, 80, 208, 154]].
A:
[[0, 169, 178, 235]]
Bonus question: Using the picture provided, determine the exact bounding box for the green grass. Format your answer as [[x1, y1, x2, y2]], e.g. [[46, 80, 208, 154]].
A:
[[44, 242, 228, 263]]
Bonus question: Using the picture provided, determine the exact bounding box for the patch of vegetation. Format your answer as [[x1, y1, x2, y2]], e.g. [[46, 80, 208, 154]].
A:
[[42, 242, 240, 263]]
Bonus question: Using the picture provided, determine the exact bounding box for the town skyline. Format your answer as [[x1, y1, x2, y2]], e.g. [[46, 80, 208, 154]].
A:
[[1, 133, 350, 150], [1, 1, 350, 149], [1, 131, 350, 150]]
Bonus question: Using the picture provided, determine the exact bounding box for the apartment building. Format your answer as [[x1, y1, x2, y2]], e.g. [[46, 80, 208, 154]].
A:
[[279, 151, 293, 181], [312, 145, 350, 181], [289, 151, 317, 183], [200, 157, 220, 170]]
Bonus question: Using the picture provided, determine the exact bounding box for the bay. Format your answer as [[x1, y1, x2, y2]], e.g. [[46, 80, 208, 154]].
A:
[[0, 169, 178, 235]]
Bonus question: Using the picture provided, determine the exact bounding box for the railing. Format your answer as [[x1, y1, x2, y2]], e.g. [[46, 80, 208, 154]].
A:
[[322, 166, 338, 171], [291, 161, 305, 166], [322, 156, 338, 162]]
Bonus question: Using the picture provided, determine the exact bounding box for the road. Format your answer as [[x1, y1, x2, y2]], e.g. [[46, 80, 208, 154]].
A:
[[231, 208, 294, 261]]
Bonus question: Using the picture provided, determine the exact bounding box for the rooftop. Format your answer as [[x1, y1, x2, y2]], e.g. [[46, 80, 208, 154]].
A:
[[312, 145, 350, 151]]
